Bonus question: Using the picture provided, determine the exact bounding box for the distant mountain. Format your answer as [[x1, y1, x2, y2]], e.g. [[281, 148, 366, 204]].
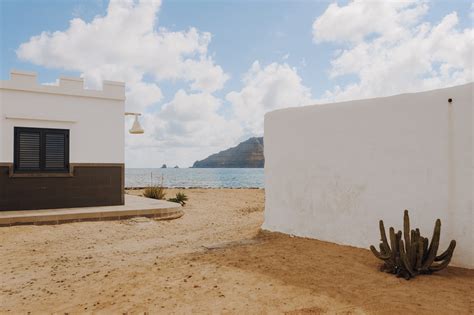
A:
[[192, 137, 264, 168]]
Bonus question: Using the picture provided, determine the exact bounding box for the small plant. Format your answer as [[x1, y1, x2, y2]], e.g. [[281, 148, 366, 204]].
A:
[[168, 192, 188, 206], [143, 185, 166, 200], [143, 175, 166, 200], [370, 210, 456, 280]]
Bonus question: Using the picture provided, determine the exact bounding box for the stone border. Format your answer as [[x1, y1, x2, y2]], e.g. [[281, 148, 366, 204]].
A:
[[0, 207, 183, 227]]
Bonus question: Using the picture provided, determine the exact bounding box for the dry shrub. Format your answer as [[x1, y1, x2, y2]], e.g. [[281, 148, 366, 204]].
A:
[[143, 185, 166, 200]]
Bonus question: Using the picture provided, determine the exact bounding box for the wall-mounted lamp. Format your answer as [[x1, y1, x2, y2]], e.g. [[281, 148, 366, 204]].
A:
[[125, 112, 144, 134]]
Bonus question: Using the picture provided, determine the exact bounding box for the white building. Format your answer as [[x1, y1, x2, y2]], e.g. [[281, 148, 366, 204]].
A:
[[263, 83, 473, 268], [0, 70, 125, 210]]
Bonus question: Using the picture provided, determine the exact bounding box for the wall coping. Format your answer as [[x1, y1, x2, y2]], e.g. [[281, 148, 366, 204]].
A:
[[0, 70, 125, 101], [265, 82, 474, 118]]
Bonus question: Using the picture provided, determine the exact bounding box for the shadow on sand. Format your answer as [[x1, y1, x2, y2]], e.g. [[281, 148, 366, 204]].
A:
[[193, 230, 474, 314]]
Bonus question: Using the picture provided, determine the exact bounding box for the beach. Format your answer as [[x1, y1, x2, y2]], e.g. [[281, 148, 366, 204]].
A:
[[0, 188, 472, 314]]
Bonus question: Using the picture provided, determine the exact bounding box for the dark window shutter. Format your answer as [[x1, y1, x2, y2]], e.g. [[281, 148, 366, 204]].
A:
[[44, 132, 67, 170], [14, 127, 69, 173], [17, 131, 41, 170]]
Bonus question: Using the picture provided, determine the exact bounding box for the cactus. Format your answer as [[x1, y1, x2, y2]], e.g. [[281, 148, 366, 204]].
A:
[[370, 210, 456, 280]]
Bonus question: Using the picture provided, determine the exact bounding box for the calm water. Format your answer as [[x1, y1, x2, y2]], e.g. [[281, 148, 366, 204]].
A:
[[125, 168, 264, 188]]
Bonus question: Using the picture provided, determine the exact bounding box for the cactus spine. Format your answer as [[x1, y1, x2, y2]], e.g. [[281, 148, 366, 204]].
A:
[[370, 210, 456, 279]]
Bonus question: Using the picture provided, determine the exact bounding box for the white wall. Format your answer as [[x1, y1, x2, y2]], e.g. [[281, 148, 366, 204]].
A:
[[263, 83, 473, 268], [0, 70, 125, 164]]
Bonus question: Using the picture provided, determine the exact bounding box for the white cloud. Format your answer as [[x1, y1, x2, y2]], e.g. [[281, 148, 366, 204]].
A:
[[125, 81, 162, 112], [227, 61, 313, 136], [313, 0, 428, 44], [313, 0, 473, 101], [125, 90, 242, 167], [17, 0, 234, 167], [16, 0, 228, 97], [158, 90, 241, 148], [126, 61, 313, 166]]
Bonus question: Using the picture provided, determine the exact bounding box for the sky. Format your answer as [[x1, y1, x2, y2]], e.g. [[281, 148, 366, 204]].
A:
[[1, 0, 472, 167]]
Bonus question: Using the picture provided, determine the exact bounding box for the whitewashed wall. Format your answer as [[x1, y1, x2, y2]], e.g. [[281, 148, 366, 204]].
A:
[[263, 83, 473, 268], [0, 70, 125, 164]]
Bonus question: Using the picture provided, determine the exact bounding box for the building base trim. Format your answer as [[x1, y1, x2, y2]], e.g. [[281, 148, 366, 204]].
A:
[[0, 163, 124, 211]]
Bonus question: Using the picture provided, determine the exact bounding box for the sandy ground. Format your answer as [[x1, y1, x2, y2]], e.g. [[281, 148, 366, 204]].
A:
[[0, 188, 472, 314]]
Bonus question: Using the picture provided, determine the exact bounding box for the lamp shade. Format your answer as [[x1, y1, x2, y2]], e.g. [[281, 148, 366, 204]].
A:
[[129, 115, 144, 134]]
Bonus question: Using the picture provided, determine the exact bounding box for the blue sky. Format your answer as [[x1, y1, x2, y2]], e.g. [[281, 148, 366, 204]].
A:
[[2, 1, 336, 95], [1, 0, 472, 167]]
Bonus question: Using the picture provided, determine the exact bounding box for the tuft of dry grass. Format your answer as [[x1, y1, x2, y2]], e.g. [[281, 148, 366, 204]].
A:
[[143, 185, 166, 200]]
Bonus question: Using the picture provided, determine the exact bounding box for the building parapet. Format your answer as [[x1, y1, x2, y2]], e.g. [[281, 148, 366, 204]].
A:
[[0, 70, 125, 101]]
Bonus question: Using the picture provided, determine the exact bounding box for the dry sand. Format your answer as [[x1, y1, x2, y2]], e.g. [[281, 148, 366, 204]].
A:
[[0, 188, 472, 314]]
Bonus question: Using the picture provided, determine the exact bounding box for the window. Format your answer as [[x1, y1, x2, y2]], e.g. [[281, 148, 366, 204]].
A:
[[14, 127, 69, 173]]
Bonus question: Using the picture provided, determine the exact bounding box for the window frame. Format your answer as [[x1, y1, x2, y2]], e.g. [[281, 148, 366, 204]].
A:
[[14, 127, 70, 173]]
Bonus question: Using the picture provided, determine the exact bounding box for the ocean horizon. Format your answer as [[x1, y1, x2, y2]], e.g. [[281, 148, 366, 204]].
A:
[[125, 168, 264, 189]]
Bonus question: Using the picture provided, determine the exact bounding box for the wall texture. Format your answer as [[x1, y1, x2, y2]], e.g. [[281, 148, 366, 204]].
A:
[[263, 83, 473, 268]]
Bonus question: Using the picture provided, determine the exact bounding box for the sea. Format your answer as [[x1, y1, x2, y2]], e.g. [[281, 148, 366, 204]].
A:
[[125, 168, 264, 188]]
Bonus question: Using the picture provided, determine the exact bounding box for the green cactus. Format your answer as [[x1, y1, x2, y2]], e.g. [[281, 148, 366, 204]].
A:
[[370, 210, 456, 279]]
